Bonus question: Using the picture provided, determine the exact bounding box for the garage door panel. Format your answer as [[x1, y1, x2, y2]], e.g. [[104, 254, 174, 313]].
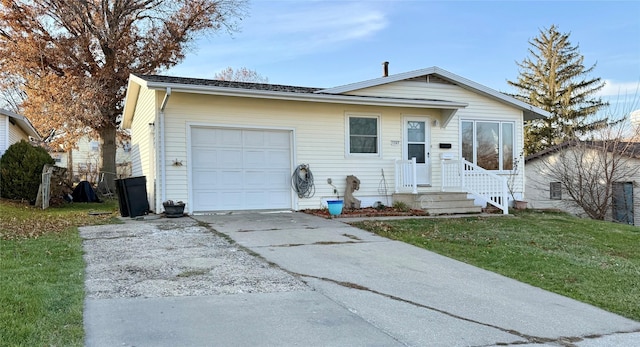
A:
[[268, 150, 291, 166], [220, 129, 243, 146], [243, 131, 266, 147], [245, 191, 268, 208], [220, 191, 244, 209], [245, 171, 266, 186], [192, 127, 291, 211], [272, 170, 292, 186], [193, 169, 219, 189], [268, 191, 290, 207], [192, 128, 217, 146], [219, 170, 244, 188], [219, 149, 243, 168], [244, 150, 266, 166], [193, 190, 220, 211], [266, 131, 291, 147], [192, 148, 219, 167]]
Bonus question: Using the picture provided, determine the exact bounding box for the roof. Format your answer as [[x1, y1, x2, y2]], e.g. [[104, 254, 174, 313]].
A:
[[525, 140, 640, 163], [318, 66, 550, 121], [0, 109, 41, 140], [137, 75, 321, 94], [122, 66, 549, 128]]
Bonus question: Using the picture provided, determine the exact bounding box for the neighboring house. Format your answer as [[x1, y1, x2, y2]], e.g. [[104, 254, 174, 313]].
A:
[[50, 135, 133, 183], [525, 141, 640, 226], [0, 109, 41, 157], [122, 66, 549, 214]]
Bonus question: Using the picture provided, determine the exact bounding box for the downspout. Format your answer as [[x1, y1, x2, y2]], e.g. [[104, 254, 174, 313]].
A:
[[3, 115, 8, 151], [1, 116, 7, 197], [159, 87, 171, 211]]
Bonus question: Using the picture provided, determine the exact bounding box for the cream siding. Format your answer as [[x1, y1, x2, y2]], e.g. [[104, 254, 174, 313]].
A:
[[48, 135, 132, 183], [8, 120, 29, 144], [351, 80, 526, 200], [1, 115, 31, 157], [162, 92, 440, 211], [129, 87, 158, 211], [72, 137, 101, 181]]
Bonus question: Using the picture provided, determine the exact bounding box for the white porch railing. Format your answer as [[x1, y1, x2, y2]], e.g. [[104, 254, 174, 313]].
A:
[[441, 159, 508, 214], [394, 158, 418, 194]]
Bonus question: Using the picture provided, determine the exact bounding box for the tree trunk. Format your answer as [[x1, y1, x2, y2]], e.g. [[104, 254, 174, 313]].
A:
[[99, 124, 117, 192]]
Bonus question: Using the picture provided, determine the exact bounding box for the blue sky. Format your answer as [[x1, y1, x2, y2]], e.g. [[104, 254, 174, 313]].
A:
[[166, 0, 640, 113]]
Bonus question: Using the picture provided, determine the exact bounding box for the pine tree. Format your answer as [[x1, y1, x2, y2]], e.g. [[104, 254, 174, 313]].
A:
[[508, 25, 608, 155]]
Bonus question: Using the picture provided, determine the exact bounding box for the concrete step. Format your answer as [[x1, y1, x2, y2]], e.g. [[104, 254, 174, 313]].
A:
[[393, 192, 483, 215], [417, 197, 477, 209], [424, 206, 483, 215]]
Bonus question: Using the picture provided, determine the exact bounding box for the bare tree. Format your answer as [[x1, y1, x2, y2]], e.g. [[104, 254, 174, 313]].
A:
[[0, 0, 247, 189], [0, 74, 25, 113], [528, 108, 640, 220], [214, 67, 269, 83]]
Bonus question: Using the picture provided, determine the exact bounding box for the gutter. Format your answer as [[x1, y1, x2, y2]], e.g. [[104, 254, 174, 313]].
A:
[[141, 82, 469, 110], [159, 87, 171, 211]]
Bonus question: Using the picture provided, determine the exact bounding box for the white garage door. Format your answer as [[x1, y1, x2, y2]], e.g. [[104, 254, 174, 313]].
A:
[[191, 127, 292, 211]]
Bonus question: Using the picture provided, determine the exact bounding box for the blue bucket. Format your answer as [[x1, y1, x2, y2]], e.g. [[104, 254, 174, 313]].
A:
[[327, 200, 344, 216]]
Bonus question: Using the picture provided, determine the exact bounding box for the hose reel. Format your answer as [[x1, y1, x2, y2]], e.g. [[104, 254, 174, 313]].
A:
[[291, 164, 315, 198]]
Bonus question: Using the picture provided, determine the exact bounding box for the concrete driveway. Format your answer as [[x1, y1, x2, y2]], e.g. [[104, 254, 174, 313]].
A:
[[83, 212, 640, 346]]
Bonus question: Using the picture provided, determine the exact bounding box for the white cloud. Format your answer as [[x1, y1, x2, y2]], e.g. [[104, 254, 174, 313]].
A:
[[598, 80, 640, 97], [168, 1, 389, 77]]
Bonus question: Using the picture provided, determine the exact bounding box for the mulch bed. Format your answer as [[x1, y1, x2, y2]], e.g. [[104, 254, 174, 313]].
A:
[[302, 207, 430, 218]]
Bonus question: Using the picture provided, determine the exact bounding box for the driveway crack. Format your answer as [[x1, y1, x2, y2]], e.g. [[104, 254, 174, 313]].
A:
[[294, 273, 639, 347]]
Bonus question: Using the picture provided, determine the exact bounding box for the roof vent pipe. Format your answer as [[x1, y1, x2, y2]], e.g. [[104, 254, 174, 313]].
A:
[[382, 61, 389, 77]]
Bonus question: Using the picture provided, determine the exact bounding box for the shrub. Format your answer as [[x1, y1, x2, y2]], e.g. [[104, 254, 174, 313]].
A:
[[0, 140, 54, 201], [392, 200, 411, 212]]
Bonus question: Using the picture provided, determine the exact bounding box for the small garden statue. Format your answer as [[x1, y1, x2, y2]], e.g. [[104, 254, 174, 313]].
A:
[[344, 175, 361, 209]]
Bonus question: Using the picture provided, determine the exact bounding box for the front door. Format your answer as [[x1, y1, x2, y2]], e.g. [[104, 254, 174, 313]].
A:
[[404, 117, 431, 185]]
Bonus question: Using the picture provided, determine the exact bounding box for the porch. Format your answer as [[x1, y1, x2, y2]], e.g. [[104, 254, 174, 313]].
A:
[[394, 158, 509, 215]]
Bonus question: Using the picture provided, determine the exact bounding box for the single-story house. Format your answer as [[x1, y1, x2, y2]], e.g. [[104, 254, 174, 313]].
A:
[[525, 140, 640, 225], [0, 108, 41, 157], [49, 135, 132, 183], [122, 66, 549, 214]]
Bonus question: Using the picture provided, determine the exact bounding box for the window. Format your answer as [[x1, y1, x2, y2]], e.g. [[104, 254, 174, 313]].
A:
[[550, 182, 562, 200], [90, 141, 100, 152], [461, 120, 514, 171], [347, 115, 379, 155]]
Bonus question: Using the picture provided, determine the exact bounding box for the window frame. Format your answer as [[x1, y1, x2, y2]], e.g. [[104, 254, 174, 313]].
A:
[[460, 119, 516, 172], [345, 113, 381, 157], [550, 182, 562, 200]]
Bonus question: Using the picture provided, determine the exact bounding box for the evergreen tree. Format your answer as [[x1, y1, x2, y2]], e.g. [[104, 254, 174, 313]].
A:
[[508, 25, 608, 155]]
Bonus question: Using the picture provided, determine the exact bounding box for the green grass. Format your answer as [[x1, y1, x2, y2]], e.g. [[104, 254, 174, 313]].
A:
[[0, 229, 85, 346], [0, 200, 118, 346], [352, 210, 640, 321]]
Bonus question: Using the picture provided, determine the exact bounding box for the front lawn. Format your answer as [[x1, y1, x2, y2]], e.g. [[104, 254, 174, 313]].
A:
[[0, 200, 118, 346], [352, 210, 640, 321]]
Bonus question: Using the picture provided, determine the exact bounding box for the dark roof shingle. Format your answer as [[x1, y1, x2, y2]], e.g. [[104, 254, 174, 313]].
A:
[[138, 74, 321, 94]]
